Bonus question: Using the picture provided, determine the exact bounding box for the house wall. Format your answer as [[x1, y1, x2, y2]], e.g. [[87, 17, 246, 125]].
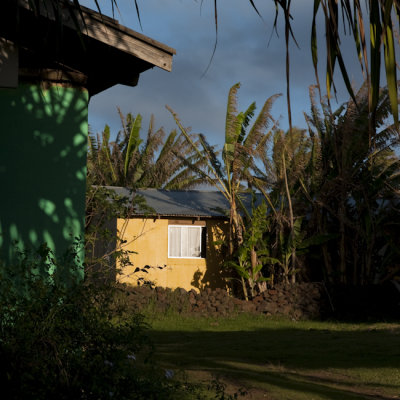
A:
[[0, 83, 88, 278], [117, 217, 228, 291]]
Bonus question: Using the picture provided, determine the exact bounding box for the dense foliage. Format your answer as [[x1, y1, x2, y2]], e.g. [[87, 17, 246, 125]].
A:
[[0, 248, 241, 400], [303, 84, 400, 285], [86, 82, 399, 299], [168, 82, 400, 298], [0, 252, 176, 400], [87, 110, 205, 190]]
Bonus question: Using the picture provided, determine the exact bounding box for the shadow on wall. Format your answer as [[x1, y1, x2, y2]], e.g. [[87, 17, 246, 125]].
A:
[[85, 213, 118, 285], [191, 221, 228, 290], [0, 83, 88, 274]]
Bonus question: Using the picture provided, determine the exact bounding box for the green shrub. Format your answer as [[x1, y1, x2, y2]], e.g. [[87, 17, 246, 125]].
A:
[[0, 247, 191, 400]]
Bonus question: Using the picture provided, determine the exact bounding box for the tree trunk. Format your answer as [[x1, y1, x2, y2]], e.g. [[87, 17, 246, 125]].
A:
[[318, 207, 333, 283], [339, 192, 347, 285], [241, 276, 249, 301], [282, 153, 296, 283]]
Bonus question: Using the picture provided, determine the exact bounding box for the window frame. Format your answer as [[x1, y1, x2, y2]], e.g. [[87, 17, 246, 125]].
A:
[[168, 225, 205, 259]]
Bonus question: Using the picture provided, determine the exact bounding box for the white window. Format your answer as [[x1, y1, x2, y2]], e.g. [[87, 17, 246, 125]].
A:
[[168, 225, 205, 258]]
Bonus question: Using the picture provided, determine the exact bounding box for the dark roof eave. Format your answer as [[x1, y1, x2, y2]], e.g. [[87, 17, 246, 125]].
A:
[[13, 1, 176, 72]]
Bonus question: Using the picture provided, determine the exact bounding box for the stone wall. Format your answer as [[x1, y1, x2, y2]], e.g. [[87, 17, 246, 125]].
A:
[[122, 281, 400, 320], [123, 282, 327, 320]]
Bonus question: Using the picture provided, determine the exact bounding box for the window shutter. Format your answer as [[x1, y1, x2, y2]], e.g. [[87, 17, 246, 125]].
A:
[[201, 226, 207, 258]]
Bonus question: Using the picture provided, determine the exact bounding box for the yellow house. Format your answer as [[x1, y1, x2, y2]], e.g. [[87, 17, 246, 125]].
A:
[[109, 188, 231, 291]]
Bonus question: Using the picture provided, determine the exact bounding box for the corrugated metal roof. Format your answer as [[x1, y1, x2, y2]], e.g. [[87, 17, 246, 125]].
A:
[[104, 187, 264, 218]]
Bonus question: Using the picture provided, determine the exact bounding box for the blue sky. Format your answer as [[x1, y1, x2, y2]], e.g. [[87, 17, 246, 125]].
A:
[[82, 0, 363, 146]]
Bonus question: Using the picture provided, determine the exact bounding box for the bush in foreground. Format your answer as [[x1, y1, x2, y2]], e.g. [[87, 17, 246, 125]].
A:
[[0, 248, 208, 400]]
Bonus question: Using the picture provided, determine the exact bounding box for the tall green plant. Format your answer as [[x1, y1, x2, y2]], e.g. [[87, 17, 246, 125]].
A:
[[225, 201, 272, 300], [253, 127, 312, 284], [168, 83, 279, 296], [304, 84, 400, 285], [168, 83, 279, 252]]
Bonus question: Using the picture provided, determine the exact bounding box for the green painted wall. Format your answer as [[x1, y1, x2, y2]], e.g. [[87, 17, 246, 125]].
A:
[[0, 83, 88, 277]]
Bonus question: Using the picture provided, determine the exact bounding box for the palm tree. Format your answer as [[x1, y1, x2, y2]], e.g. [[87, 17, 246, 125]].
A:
[[304, 84, 400, 285], [239, 1, 400, 131], [168, 82, 280, 297], [87, 110, 203, 190]]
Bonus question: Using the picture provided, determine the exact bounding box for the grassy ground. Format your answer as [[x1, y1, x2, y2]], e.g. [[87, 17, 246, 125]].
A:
[[146, 313, 400, 400]]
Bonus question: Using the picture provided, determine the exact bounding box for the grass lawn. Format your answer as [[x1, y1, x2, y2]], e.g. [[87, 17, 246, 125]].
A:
[[146, 313, 400, 399]]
